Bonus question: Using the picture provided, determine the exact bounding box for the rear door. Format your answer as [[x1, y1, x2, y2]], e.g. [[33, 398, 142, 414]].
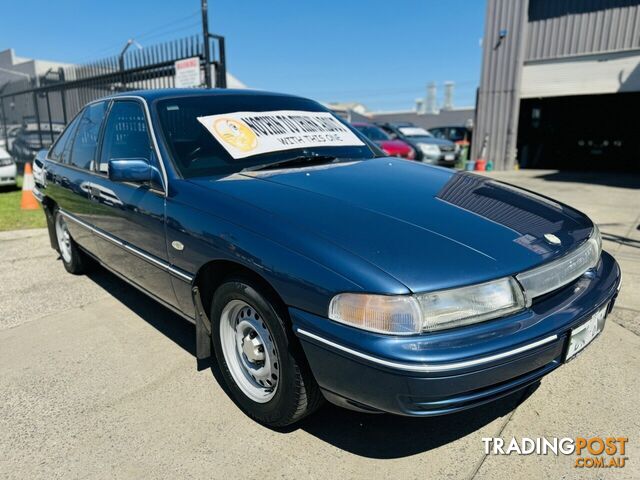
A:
[[87, 99, 178, 308], [44, 102, 108, 254]]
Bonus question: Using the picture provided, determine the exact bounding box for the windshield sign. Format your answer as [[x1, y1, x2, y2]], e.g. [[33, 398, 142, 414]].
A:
[[156, 94, 375, 178], [399, 127, 431, 137], [197, 110, 364, 159]]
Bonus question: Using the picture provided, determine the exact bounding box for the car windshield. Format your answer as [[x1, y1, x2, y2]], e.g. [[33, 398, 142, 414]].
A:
[[353, 124, 390, 142], [398, 126, 432, 137], [448, 128, 468, 142], [155, 94, 376, 178]]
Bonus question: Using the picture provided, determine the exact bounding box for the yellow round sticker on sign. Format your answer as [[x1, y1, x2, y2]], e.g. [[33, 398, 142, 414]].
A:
[[213, 118, 258, 152]]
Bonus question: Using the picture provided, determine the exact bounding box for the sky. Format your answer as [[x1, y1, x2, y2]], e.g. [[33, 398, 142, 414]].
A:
[[1, 0, 486, 112]]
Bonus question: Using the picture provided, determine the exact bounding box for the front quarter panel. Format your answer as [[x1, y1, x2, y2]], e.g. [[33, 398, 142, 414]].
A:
[[164, 180, 405, 317]]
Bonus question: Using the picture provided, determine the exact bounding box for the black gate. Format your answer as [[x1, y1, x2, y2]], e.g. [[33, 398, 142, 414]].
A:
[[0, 34, 226, 164]]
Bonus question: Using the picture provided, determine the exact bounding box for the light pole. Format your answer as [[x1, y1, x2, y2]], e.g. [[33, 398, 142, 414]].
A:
[[118, 39, 143, 91], [201, 0, 212, 88]]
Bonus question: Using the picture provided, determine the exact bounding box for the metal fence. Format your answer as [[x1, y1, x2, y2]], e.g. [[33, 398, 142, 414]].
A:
[[0, 33, 226, 164]]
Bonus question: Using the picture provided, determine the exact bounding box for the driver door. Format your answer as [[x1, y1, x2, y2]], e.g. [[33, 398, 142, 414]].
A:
[[88, 99, 177, 308]]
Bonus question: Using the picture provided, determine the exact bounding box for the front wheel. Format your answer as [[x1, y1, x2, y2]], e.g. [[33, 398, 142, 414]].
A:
[[54, 210, 89, 274], [210, 277, 322, 427]]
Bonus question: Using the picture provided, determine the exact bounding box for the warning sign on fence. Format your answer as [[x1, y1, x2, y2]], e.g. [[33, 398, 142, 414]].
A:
[[174, 57, 201, 88]]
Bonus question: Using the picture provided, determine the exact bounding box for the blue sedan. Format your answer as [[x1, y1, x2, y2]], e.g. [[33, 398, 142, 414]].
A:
[[38, 89, 621, 427]]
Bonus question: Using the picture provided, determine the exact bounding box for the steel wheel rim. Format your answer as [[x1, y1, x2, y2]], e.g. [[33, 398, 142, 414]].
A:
[[55, 214, 72, 263], [219, 299, 280, 403]]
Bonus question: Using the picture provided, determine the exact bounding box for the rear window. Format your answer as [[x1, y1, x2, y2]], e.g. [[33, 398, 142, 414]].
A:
[[155, 94, 375, 178], [49, 115, 82, 163], [398, 127, 431, 137], [353, 125, 390, 142]]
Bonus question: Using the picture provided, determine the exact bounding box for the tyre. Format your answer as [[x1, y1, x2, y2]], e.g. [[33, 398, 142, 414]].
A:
[[211, 277, 322, 427], [54, 209, 89, 275]]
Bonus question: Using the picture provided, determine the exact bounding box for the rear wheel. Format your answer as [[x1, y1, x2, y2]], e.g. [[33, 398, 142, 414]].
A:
[[54, 210, 89, 275], [210, 277, 322, 427]]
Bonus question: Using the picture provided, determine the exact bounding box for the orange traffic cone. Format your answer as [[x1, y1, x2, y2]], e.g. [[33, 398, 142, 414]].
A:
[[20, 163, 39, 210]]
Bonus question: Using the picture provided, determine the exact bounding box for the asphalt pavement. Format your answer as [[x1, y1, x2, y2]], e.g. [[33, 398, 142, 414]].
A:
[[1, 170, 639, 479]]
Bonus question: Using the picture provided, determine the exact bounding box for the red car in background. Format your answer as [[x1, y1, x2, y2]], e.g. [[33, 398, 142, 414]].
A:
[[352, 122, 415, 160]]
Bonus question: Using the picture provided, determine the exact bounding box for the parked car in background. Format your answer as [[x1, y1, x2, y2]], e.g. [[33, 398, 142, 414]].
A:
[[39, 89, 620, 428], [352, 122, 415, 159], [429, 125, 472, 148], [10, 121, 64, 163], [0, 124, 22, 154], [0, 147, 17, 187], [378, 122, 458, 166]]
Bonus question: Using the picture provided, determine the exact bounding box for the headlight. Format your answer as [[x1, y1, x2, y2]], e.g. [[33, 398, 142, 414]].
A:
[[516, 224, 602, 303], [0, 157, 14, 167], [328, 277, 525, 335], [417, 277, 525, 331], [419, 143, 440, 155], [454, 143, 461, 153]]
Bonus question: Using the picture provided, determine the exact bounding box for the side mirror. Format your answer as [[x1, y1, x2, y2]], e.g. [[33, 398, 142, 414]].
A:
[[108, 158, 162, 187]]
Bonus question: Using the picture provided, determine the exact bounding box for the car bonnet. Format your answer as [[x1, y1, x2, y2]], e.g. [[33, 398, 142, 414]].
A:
[[190, 158, 593, 293]]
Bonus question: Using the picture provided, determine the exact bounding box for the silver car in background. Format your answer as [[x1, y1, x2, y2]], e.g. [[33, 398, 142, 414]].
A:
[[0, 146, 17, 187]]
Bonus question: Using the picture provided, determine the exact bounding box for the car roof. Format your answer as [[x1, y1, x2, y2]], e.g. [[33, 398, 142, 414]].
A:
[[377, 122, 415, 128], [103, 88, 306, 103]]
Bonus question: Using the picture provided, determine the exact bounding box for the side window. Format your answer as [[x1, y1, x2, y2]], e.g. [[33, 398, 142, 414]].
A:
[[48, 114, 81, 162], [99, 101, 151, 174], [69, 101, 107, 170]]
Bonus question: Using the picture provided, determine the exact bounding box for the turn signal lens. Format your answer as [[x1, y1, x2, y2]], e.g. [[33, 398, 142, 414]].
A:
[[329, 277, 525, 335], [328, 293, 421, 335]]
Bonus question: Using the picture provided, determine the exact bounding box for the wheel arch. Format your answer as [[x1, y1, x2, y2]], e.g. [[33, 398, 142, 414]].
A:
[[191, 258, 308, 364], [193, 259, 289, 323]]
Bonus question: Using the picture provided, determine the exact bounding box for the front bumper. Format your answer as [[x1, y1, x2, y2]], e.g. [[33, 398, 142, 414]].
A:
[[0, 164, 17, 186], [292, 251, 621, 416]]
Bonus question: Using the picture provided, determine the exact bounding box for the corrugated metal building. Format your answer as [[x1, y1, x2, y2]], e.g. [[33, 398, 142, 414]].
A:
[[474, 0, 640, 171]]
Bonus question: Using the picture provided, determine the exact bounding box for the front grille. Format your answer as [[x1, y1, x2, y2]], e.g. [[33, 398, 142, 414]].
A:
[[439, 145, 455, 152]]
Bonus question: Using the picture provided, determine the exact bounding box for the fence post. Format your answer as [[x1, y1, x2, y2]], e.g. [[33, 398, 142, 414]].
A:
[[45, 91, 54, 143], [59, 68, 68, 125], [214, 35, 227, 88], [32, 91, 43, 148], [0, 96, 8, 149]]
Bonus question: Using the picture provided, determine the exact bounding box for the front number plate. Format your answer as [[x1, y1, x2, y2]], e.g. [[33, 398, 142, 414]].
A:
[[444, 154, 455, 161], [565, 304, 608, 361]]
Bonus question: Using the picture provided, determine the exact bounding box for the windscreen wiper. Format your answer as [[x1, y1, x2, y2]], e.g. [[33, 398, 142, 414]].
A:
[[242, 155, 338, 172]]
